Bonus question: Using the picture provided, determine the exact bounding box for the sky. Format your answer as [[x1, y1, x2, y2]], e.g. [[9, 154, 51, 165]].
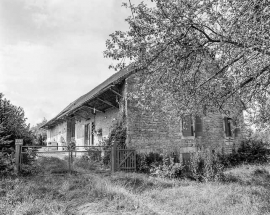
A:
[[0, 0, 146, 126]]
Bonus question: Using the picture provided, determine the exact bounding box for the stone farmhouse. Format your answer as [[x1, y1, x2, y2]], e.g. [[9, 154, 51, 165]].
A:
[[42, 65, 242, 158]]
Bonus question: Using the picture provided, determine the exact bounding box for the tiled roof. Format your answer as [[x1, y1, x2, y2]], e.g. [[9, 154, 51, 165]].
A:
[[42, 64, 135, 128]]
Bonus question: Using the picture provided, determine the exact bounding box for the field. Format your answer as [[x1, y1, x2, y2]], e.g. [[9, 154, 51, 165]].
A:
[[1, 158, 270, 215]]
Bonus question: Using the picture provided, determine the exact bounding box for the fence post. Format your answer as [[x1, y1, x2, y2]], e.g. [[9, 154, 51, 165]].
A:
[[111, 141, 117, 173], [15, 140, 23, 173]]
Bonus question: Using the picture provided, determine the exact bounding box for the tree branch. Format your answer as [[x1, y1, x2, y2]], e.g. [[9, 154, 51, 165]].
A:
[[196, 54, 244, 89]]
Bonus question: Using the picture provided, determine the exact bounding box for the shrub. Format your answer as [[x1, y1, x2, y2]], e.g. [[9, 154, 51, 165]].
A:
[[19, 147, 41, 176], [219, 139, 270, 168], [188, 151, 224, 182], [108, 122, 126, 148], [136, 152, 163, 173], [21, 147, 37, 165], [150, 155, 185, 179], [73, 155, 100, 171], [0, 152, 15, 176], [102, 121, 126, 167], [136, 152, 185, 179], [20, 163, 42, 176], [102, 150, 111, 166], [86, 149, 102, 161]]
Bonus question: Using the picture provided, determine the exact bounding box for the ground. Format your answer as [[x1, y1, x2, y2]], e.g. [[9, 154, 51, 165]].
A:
[[1, 158, 270, 215]]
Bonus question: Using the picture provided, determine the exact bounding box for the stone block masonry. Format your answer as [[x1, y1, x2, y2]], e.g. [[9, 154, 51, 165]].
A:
[[125, 73, 242, 156]]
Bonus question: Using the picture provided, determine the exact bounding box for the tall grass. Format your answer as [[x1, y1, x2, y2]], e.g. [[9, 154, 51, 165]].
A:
[[1, 157, 270, 214]]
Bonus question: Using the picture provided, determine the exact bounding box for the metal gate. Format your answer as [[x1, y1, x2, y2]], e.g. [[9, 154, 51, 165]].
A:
[[16, 142, 136, 175], [19, 145, 111, 176]]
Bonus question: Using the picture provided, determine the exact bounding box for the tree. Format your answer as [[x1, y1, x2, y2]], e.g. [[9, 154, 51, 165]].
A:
[[0, 93, 34, 147], [104, 0, 270, 126], [31, 118, 48, 145]]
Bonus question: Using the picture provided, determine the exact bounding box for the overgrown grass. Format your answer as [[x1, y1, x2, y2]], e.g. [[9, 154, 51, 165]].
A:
[[1, 157, 270, 214]]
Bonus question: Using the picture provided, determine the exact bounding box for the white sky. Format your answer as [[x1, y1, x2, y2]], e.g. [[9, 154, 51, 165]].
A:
[[0, 0, 145, 126]]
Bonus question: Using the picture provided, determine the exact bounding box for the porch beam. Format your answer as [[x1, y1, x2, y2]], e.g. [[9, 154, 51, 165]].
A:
[[70, 107, 90, 119], [79, 108, 92, 117], [82, 105, 104, 113], [73, 112, 88, 120], [109, 88, 122, 98], [97, 98, 118, 109]]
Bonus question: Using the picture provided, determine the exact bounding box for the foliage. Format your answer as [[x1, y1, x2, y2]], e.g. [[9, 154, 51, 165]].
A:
[[136, 151, 223, 180], [189, 151, 224, 182], [102, 121, 127, 166], [86, 149, 102, 162], [136, 152, 163, 173], [219, 139, 270, 167], [0, 151, 15, 177], [20, 148, 40, 176], [73, 155, 101, 171], [0, 93, 35, 175], [102, 150, 111, 166], [108, 121, 127, 147], [104, 0, 270, 125], [1, 164, 270, 215], [0, 93, 34, 147], [0, 124, 12, 146], [30, 118, 48, 145], [19, 164, 42, 176], [21, 148, 38, 165], [150, 155, 185, 179]]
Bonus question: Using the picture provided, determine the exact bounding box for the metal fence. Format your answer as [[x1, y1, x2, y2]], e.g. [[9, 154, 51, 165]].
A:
[[14, 141, 137, 176], [19, 145, 112, 176]]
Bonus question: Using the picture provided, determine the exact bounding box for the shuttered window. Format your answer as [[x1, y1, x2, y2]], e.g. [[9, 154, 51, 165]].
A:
[[84, 124, 89, 146], [71, 118, 76, 138], [224, 117, 232, 137], [233, 120, 240, 137], [182, 115, 194, 137], [195, 116, 203, 137]]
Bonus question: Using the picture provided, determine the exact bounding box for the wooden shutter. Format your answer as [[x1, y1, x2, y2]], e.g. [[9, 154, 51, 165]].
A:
[[182, 115, 193, 137], [234, 128, 240, 137], [71, 118, 75, 138], [224, 117, 232, 137], [84, 124, 89, 146], [91, 122, 95, 145], [233, 120, 240, 137], [195, 116, 203, 137]]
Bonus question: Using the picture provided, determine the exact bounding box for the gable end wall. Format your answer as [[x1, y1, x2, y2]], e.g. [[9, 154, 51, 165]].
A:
[[125, 73, 242, 155]]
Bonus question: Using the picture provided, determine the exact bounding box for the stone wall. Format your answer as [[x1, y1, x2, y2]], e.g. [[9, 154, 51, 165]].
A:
[[125, 73, 242, 155]]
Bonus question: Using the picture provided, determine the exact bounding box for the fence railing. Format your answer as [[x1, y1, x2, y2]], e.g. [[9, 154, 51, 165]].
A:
[[15, 142, 136, 174]]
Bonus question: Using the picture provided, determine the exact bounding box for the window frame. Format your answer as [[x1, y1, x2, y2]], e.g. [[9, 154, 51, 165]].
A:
[[181, 114, 195, 139], [181, 114, 204, 139], [223, 115, 235, 139]]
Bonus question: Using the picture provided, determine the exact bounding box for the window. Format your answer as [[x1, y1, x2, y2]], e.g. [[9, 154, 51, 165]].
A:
[[182, 115, 203, 137], [182, 115, 194, 137], [224, 117, 232, 137]]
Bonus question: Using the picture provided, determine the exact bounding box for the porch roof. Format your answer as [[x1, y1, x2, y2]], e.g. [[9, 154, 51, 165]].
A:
[[42, 64, 135, 129]]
